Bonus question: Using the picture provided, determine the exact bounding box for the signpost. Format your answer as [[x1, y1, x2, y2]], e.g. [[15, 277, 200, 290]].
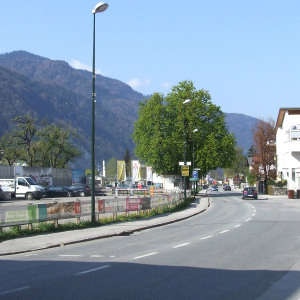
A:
[[181, 165, 189, 176]]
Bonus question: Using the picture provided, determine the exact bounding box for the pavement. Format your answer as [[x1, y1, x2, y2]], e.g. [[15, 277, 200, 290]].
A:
[[0, 191, 210, 256], [1, 189, 300, 299]]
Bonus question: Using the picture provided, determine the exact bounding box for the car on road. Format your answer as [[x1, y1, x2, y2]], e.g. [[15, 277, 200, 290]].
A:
[[242, 187, 258, 199], [45, 186, 79, 198], [223, 185, 231, 191], [0, 187, 6, 200], [211, 185, 218, 191], [67, 184, 91, 197]]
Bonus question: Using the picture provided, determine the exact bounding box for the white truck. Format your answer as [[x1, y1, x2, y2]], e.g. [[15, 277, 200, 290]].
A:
[[0, 177, 45, 200]]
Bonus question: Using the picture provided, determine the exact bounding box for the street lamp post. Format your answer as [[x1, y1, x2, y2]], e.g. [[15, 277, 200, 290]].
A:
[[193, 128, 198, 198], [183, 99, 191, 201], [91, 2, 108, 223]]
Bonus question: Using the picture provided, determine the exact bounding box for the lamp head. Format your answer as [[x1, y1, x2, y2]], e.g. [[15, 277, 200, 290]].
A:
[[193, 129, 198, 133], [93, 2, 109, 14]]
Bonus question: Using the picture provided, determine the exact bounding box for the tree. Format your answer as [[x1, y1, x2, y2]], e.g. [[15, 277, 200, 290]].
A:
[[0, 132, 20, 165], [123, 148, 132, 178], [251, 118, 276, 192], [224, 146, 248, 185], [8, 115, 45, 166], [0, 115, 82, 168], [38, 122, 82, 168], [132, 80, 236, 176], [106, 157, 117, 178]]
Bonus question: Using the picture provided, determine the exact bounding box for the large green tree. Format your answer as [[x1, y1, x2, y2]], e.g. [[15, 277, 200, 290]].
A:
[[132, 80, 236, 175]]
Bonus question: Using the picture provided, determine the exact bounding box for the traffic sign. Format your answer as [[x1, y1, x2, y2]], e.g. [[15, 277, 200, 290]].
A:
[[192, 170, 198, 178], [190, 178, 199, 181], [181, 165, 189, 176]]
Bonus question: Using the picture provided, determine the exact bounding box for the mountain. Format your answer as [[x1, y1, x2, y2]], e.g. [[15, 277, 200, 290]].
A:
[[0, 51, 257, 168], [225, 113, 258, 154]]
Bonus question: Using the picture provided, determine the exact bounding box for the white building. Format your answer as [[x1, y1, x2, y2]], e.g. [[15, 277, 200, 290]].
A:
[[275, 108, 300, 190]]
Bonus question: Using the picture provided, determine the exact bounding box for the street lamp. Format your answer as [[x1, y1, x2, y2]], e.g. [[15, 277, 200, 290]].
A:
[[183, 99, 191, 201], [193, 128, 198, 198], [91, 2, 108, 223]]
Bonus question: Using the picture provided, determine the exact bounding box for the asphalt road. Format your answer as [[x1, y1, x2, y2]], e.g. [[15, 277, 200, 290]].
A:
[[1, 189, 300, 299]]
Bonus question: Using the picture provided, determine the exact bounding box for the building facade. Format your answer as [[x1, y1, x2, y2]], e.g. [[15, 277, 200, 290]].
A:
[[276, 108, 300, 190]]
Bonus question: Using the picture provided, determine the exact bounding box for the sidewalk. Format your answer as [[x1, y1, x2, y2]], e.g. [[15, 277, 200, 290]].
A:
[[0, 193, 210, 256]]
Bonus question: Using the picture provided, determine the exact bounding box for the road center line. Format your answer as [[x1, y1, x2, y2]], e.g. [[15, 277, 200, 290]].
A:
[[235, 224, 241, 228], [0, 286, 30, 296], [245, 218, 251, 222], [252, 213, 255, 216], [74, 265, 110, 275], [201, 235, 212, 240], [220, 230, 229, 234], [132, 252, 159, 260], [173, 243, 190, 248]]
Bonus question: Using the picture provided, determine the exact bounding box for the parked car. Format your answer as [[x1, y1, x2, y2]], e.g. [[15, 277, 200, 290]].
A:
[[129, 184, 138, 189], [211, 185, 218, 191], [0, 187, 6, 201], [45, 186, 78, 198], [68, 184, 91, 197], [242, 187, 258, 199], [116, 184, 129, 189], [223, 185, 231, 191]]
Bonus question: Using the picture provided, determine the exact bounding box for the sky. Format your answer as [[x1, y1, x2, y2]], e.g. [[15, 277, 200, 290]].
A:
[[1, 0, 300, 120]]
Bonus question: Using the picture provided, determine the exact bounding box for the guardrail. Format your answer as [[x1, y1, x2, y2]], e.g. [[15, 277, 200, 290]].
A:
[[0, 190, 191, 231]]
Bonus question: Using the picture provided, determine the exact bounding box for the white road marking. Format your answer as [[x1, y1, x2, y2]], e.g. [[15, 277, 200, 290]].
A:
[[173, 243, 190, 248], [235, 224, 241, 228], [246, 218, 251, 222], [220, 230, 229, 233], [91, 255, 104, 257], [74, 265, 110, 275], [59, 255, 81, 257], [201, 236, 212, 240], [0, 286, 30, 296], [252, 213, 255, 216], [109, 255, 116, 258], [133, 252, 159, 260]]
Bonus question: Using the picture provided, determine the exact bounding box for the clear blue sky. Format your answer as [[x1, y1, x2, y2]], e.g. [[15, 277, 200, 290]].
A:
[[1, 0, 299, 120]]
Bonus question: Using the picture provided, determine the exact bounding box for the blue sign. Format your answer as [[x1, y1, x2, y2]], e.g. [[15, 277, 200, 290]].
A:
[[193, 171, 198, 178]]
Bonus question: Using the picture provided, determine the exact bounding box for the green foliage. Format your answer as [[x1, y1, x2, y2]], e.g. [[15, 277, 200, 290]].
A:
[[266, 179, 276, 186], [0, 115, 82, 167], [276, 180, 287, 187], [106, 157, 117, 178], [132, 81, 236, 175], [224, 146, 247, 181], [246, 170, 257, 186]]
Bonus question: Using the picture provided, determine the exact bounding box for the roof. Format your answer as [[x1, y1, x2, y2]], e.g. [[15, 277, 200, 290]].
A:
[[275, 108, 300, 134]]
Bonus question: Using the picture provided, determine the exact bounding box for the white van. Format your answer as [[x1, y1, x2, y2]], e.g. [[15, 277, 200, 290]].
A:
[[0, 177, 45, 200]]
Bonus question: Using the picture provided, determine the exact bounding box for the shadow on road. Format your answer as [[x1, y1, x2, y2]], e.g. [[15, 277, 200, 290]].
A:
[[0, 258, 293, 300]]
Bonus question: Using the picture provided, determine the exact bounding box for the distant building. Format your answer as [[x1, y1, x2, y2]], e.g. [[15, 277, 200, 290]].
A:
[[275, 108, 300, 190]]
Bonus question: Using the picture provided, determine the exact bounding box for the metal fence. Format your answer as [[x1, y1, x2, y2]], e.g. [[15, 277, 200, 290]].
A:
[[0, 190, 191, 230]]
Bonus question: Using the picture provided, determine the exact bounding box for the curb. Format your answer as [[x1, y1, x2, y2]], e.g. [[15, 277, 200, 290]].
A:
[[0, 198, 209, 256]]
